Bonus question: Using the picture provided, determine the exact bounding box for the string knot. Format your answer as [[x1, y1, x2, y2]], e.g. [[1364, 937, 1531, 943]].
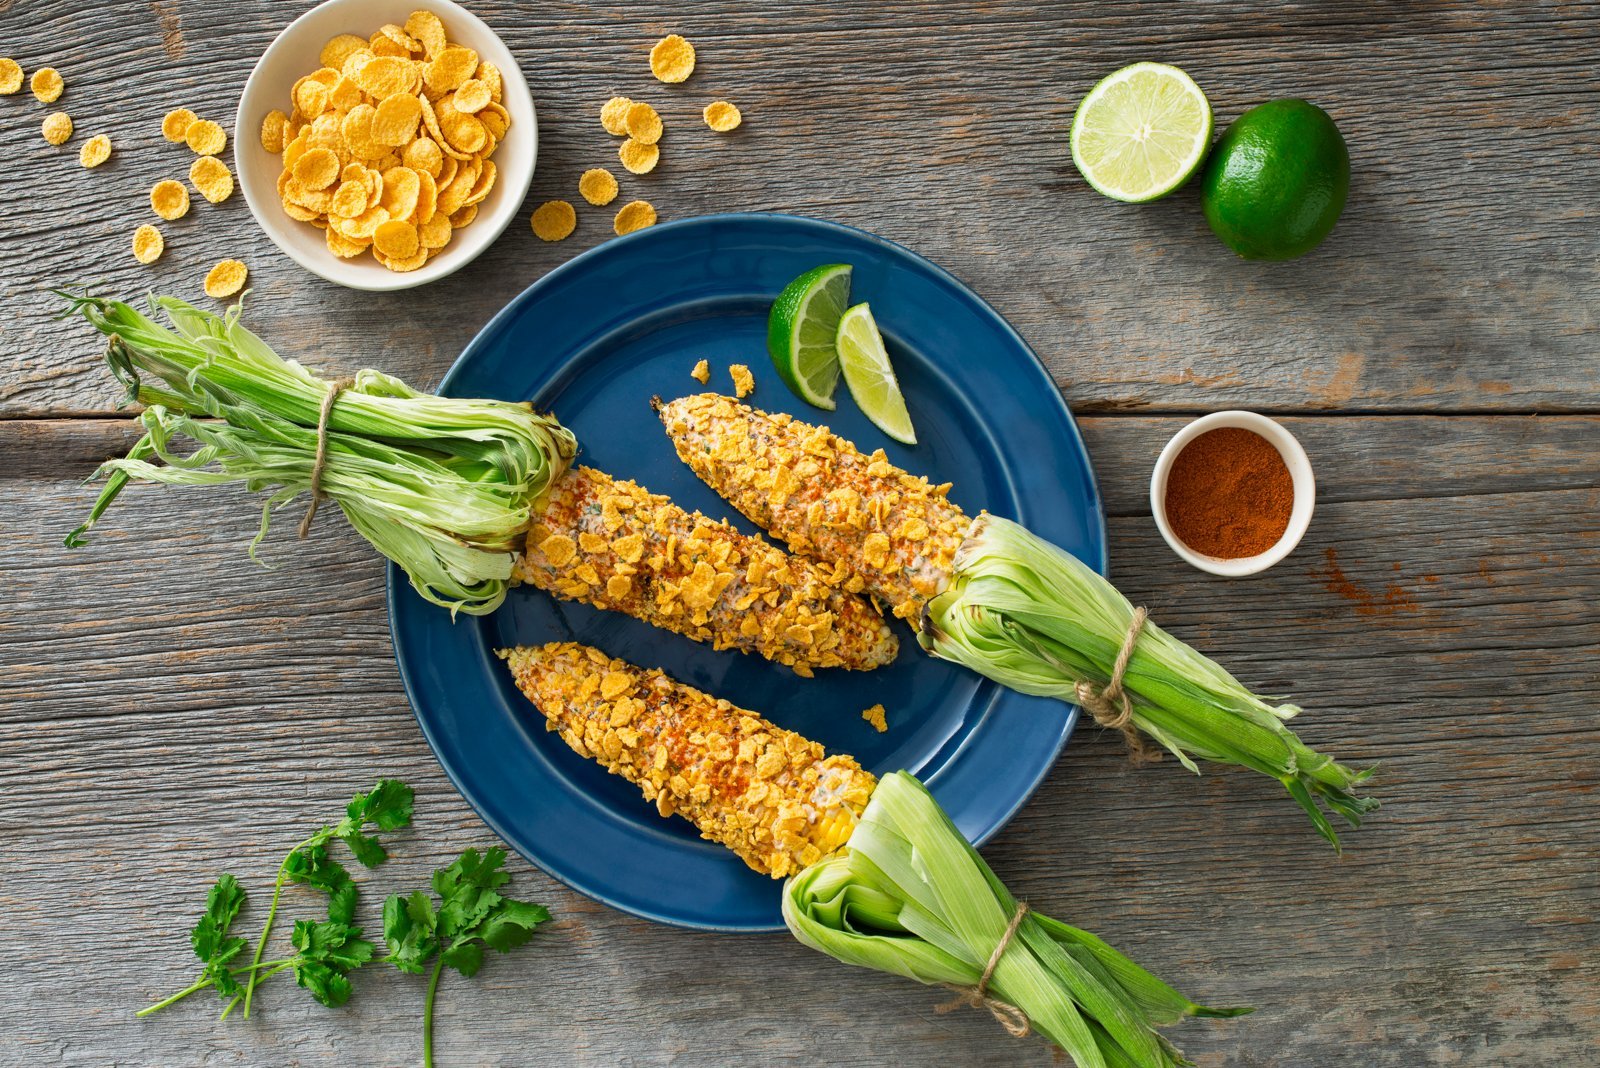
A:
[[936, 901, 1032, 1038], [1074, 606, 1160, 764], [298, 376, 355, 539]]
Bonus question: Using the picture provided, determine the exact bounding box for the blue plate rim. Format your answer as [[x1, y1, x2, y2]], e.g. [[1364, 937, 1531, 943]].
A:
[[386, 211, 1107, 931]]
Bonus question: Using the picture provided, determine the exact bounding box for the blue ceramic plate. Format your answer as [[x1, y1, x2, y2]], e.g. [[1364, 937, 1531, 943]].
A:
[[388, 213, 1105, 931]]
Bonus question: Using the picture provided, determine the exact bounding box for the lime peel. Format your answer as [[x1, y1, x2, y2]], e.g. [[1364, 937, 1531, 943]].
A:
[[767, 264, 852, 410]]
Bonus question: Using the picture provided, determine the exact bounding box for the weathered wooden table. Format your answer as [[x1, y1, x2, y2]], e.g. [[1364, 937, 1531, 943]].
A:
[[2, 1, 1596, 1064]]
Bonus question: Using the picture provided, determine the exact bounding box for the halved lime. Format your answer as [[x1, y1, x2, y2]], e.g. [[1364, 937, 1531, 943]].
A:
[[768, 263, 852, 409], [836, 303, 916, 445], [1069, 62, 1213, 203]]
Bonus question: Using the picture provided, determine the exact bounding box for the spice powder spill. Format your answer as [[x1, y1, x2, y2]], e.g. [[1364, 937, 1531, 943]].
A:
[[1163, 427, 1293, 558]]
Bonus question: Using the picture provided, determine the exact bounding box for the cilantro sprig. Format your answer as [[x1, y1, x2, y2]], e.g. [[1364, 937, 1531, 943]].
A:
[[138, 779, 551, 1067]]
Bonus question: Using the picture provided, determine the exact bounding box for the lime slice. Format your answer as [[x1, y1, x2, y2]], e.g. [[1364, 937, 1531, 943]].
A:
[[1069, 62, 1213, 203], [767, 263, 852, 409], [836, 303, 916, 445]]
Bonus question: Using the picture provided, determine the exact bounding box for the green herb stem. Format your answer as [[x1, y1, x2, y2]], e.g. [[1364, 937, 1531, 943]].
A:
[[138, 958, 293, 1018], [240, 858, 294, 1020], [423, 956, 445, 1068]]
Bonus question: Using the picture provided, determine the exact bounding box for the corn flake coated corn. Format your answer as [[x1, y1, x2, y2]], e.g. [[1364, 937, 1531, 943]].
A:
[[649, 34, 695, 83], [41, 111, 73, 146], [600, 96, 633, 136], [185, 119, 226, 156], [578, 168, 619, 206], [703, 100, 742, 132], [624, 101, 663, 145], [0, 59, 23, 95], [613, 199, 656, 235], [190, 155, 233, 203], [618, 138, 659, 175], [131, 224, 164, 265], [79, 133, 111, 167], [730, 364, 755, 398], [531, 200, 576, 242], [30, 67, 62, 103], [203, 260, 248, 299]]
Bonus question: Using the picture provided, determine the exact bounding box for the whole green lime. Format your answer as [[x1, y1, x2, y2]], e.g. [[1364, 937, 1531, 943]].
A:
[[1200, 99, 1349, 260]]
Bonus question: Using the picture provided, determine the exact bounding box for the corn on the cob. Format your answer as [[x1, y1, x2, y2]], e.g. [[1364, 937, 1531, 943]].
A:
[[658, 394, 969, 628], [514, 465, 898, 675], [501, 641, 876, 877], [660, 394, 1377, 847]]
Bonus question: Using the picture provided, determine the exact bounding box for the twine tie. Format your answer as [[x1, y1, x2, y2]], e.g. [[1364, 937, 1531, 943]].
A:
[[936, 901, 1032, 1038], [1074, 606, 1160, 764], [298, 376, 354, 539]]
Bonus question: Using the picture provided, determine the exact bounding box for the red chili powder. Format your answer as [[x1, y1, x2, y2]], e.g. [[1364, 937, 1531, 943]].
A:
[[1163, 427, 1294, 558]]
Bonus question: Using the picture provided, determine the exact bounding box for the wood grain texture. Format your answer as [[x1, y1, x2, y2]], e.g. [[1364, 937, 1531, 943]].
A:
[[2, 415, 1596, 1066], [1, 1, 1599, 416]]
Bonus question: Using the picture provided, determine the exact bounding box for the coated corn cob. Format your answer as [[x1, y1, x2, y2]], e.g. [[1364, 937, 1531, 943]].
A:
[[500, 641, 876, 877], [658, 394, 971, 627], [514, 465, 898, 675]]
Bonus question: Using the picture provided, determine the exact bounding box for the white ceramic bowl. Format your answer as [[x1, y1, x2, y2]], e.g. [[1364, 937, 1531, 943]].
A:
[[1149, 411, 1315, 577], [235, 0, 537, 291]]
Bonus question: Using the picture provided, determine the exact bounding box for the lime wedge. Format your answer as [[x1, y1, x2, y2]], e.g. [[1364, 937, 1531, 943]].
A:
[[767, 263, 852, 409], [1070, 62, 1213, 203], [836, 303, 916, 445]]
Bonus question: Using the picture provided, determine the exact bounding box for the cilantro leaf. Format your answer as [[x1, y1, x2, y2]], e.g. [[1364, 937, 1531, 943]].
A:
[[382, 891, 439, 976], [290, 920, 375, 1007], [190, 874, 249, 1000], [440, 940, 484, 978]]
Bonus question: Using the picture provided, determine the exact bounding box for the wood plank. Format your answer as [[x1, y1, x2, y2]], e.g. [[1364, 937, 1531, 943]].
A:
[[1, 415, 1594, 1066], [2, 1, 1599, 417]]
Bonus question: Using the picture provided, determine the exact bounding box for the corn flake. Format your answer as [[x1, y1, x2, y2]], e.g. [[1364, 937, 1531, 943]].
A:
[[78, 133, 112, 167], [691, 359, 710, 384], [402, 136, 443, 176], [453, 77, 489, 114], [862, 704, 888, 733], [424, 46, 477, 94], [530, 200, 576, 242], [321, 33, 369, 69], [477, 62, 503, 102], [356, 55, 414, 99], [161, 108, 197, 142], [405, 10, 448, 57], [379, 166, 421, 219], [131, 224, 164, 265], [624, 101, 663, 145], [600, 96, 633, 136], [730, 364, 755, 398], [203, 259, 248, 299], [578, 168, 618, 206], [618, 138, 659, 175], [293, 147, 341, 190], [419, 212, 453, 248], [649, 34, 695, 83], [449, 203, 477, 228], [373, 218, 421, 259], [190, 155, 233, 203], [613, 199, 657, 235], [325, 226, 370, 258], [41, 111, 72, 146], [185, 119, 226, 156], [372, 92, 422, 145], [703, 100, 742, 132], [0, 58, 23, 95], [260, 109, 289, 153], [30, 66, 62, 104]]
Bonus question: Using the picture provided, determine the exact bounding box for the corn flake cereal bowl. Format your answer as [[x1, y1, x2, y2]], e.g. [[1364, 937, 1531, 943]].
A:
[[236, 0, 536, 291]]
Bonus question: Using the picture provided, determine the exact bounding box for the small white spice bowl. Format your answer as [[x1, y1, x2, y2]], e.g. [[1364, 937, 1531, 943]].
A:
[[1149, 411, 1315, 577], [235, 0, 537, 291]]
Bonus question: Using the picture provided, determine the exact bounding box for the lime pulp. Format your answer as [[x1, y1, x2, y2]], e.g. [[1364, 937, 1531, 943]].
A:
[[1070, 62, 1213, 203], [836, 303, 916, 445]]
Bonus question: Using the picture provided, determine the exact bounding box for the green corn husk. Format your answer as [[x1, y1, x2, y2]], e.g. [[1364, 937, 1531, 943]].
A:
[[60, 293, 576, 615], [784, 772, 1248, 1067], [921, 514, 1377, 849]]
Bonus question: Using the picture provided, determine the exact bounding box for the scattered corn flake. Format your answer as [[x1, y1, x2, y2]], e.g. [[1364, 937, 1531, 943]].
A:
[[862, 704, 888, 733], [41, 111, 73, 145], [703, 100, 742, 132], [578, 167, 618, 206], [649, 34, 695, 84], [618, 138, 659, 175], [203, 259, 248, 299], [161, 108, 197, 142], [185, 119, 226, 156], [600, 96, 633, 136], [190, 155, 233, 203], [624, 101, 663, 145], [730, 363, 755, 398], [131, 224, 164, 265], [373, 218, 420, 259], [79, 133, 112, 167], [30, 66, 62, 103], [691, 359, 710, 384], [612, 199, 656, 235], [0, 58, 23, 95], [150, 179, 191, 220], [261, 108, 289, 153], [531, 200, 576, 242]]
